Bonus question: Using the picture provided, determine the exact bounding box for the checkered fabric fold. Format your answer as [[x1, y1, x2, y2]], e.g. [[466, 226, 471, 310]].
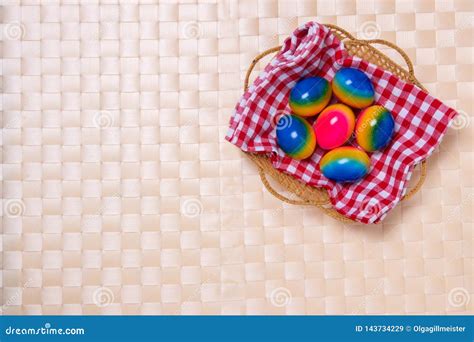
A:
[[226, 21, 458, 224]]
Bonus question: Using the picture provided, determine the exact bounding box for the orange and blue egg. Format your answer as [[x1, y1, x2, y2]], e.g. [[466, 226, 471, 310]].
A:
[[332, 68, 375, 109], [356, 105, 395, 152], [320, 146, 371, 182], [289, 77, 332, 117], [276, 114, 316, 160], [313, 104, 355, 150]]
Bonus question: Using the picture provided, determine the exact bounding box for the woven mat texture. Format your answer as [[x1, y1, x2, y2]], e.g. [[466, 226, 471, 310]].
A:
[[1, 0, 473, 315]]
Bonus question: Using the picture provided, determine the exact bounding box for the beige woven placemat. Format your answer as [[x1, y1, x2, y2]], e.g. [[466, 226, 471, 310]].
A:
[[1, 0, 473, 315]]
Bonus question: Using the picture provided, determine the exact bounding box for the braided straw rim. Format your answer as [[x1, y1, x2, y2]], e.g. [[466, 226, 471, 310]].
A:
[[243, 23, 427, 224]]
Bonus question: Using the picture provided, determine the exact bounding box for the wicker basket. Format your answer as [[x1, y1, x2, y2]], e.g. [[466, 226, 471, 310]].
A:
[[243, 23, 427, 224]]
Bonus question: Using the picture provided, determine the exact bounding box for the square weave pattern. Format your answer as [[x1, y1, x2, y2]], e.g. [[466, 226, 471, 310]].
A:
[[1, 0, 472, 315]]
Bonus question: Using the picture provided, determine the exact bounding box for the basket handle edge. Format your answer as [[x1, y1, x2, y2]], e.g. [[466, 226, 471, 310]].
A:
[[258, 167, 329, 206]]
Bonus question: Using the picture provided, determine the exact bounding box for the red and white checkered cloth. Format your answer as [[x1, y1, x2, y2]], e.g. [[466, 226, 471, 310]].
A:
[[226, 22, 458, 224]]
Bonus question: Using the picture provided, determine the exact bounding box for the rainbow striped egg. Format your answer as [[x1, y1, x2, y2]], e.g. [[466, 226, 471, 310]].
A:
[[356, 105, 395, 152], [332, 68, 375, 109], [289, 77, 332, 117], [276, 114, 316, 160], [313, 104, 355, 150], [320, 146, 371, 182]]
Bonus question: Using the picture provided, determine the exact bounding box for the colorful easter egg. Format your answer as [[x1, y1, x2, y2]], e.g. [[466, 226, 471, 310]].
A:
[[276, 114, 316, 160], [320, 146, 371, 182], [356, 105, 395, 152], [313, 104, 355, 150], [332, 68, 375, 109], [289, 77, 332, 117]]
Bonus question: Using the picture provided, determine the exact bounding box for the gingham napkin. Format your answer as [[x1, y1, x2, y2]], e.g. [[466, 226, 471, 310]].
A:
[[226, 21, 458, 224]]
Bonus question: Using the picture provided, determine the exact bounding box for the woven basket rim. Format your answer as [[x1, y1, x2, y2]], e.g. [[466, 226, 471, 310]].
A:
[[242, 23, 428, 224]]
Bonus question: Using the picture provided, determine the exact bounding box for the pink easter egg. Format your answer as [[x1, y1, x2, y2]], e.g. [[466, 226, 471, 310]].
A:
[[313, 104, 355, 150]]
